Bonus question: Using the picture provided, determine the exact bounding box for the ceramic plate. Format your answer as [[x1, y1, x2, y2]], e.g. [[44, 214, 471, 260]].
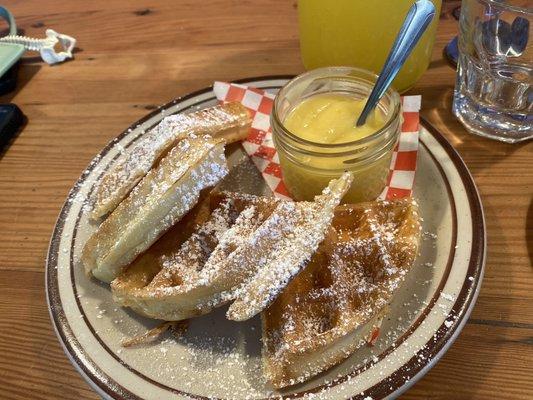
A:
[[46, 77, 486, 400]]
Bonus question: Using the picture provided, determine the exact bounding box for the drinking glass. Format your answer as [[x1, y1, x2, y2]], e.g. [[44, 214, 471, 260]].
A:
[[452, 0, 532, 143], [298, 0, 442, 93]]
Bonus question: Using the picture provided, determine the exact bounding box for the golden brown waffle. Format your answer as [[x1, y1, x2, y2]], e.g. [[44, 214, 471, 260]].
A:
[[110, 173, 353, 321], [82, 134, 228, 283], [226, 172, 353, 321], [91, 102, 251, 219], [262, 198, 421, 388], [111, 191, 281, 320]]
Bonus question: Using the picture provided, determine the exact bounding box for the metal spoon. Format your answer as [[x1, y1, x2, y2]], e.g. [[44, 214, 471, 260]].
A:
[[356, 0, 436, 127]]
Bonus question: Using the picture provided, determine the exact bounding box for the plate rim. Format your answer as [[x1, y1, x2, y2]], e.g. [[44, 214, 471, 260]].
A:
[[46, 76, 486, 400]]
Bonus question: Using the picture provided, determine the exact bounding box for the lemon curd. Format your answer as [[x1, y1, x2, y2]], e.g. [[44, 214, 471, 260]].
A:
[[272, 67, 401, 203], [283, 93, 385, 144]]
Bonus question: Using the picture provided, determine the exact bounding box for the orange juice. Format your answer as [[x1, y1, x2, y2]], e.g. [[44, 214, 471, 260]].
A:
[[298, 0, 442, 93]]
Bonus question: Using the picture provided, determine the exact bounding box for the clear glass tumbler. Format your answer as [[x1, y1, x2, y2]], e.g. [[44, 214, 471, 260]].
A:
[[452, 0, 532, 143]]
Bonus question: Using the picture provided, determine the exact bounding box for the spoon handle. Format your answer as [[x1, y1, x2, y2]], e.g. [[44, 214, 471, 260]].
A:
[[356, 0, 436, 126]]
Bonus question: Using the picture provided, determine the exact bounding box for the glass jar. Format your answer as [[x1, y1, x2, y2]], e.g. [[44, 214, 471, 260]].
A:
[[271, 67, 401, 203]]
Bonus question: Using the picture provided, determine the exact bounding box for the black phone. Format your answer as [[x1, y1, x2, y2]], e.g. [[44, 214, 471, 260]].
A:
[[0, 103, 24, 151]]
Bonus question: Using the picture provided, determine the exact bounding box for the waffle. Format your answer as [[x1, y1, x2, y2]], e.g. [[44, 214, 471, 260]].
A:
[[110, 172, 352, 321], [111, 192, 280, 320], [262, 198, 421, 388], [82, 134, 228, 283], [226, 172, 353, 321], [91, 102, 251, 219]]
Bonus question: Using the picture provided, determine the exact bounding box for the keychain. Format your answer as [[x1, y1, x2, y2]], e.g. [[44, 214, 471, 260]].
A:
[[0, 6, 76, 150], [0, 6, 76, 66]]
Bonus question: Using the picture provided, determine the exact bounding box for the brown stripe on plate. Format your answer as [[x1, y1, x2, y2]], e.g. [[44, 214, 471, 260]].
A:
[[353, 117, 485, 400]]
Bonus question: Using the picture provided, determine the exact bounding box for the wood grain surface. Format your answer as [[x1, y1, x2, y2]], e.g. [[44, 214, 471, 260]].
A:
[[0, 1, 531, 399]]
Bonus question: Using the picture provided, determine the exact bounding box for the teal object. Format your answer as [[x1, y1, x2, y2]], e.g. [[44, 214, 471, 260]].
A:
[[0, 7, 24, 77]]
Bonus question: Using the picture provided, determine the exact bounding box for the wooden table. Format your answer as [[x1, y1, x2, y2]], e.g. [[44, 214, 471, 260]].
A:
[[0, 1, 531, 399]]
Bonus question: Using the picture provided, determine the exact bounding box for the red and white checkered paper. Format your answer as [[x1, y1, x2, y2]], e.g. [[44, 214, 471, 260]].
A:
[[213, 81, 421, 201]]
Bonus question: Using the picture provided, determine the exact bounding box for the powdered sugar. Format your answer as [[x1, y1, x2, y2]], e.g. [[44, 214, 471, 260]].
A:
[[262, 197, 422, 387], [227, 172, 353, 321], [91, 103, 249, 218], [84, 135, 229, 283], [65, 94, 456, 399]]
